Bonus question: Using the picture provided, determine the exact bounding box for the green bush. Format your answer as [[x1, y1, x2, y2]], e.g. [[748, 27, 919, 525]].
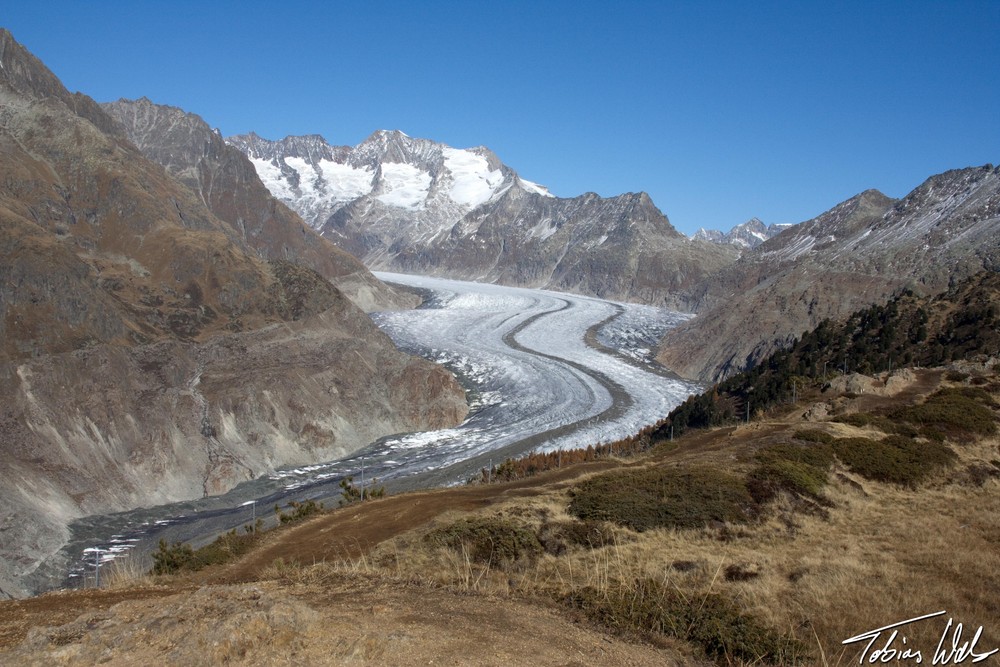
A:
[[748, 459, 828, 503], [338, 476, 387, 505], [831, 413, 919, 437], [747, 442, 833, 503], [792, 429, 834, 445], [833, 435, 956, 486], [151, 539, 195, 575], [538, 519, 621, 556], [568, 467, 755, 532], [275, 499, 324, 523], [891, 388, 998, 441], [559, 520, 619, 549], [756, 442, 835, 470], [566, 578, 806, 665], [151, 529, 262, 575], [832, 413, 876, 428], [425, 516, 542, 565]]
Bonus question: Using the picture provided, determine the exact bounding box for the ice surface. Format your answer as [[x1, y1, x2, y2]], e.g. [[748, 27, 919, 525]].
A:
[[442, 147, 504, 209], [317, 159, 374, 201], [377, 163, 432, 209], [518, 177, 554, 197], [249, 157, 293, 200]]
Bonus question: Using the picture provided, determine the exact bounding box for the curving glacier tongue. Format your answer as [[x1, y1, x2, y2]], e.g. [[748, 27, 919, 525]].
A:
[[369, 274, 697, 463], [50, 276, 697, 593]]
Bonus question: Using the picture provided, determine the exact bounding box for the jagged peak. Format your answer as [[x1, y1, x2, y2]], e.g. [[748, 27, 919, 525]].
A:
[[361, 128, 413, 145], [106, 96, 195, 118]]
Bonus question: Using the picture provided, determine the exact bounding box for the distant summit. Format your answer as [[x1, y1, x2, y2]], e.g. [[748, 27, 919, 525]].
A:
[[693, 218, 791, 250]]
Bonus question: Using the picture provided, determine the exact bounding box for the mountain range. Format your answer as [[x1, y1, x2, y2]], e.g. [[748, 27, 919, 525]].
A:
[[232, 126, 998, 385], [659, 169, 1000, 381], [226, 131, 736, 308]]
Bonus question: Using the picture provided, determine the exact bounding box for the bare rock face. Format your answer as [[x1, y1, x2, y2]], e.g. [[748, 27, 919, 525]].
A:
[[100, 97, 416, 312], [227, 131, 736, 309], [0, 29, 467, 598], [659, 169, 1000, 382]]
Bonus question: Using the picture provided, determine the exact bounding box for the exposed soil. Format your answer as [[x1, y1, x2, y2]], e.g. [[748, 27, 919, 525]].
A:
[[0, 577, 691, 666]]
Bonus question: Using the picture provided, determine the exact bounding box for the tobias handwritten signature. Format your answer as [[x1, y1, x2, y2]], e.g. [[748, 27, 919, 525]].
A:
[[842, 610, 999, 664]]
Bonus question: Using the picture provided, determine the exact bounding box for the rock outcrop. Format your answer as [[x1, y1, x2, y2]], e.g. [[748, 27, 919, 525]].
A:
[[100, 97, 414, 312]]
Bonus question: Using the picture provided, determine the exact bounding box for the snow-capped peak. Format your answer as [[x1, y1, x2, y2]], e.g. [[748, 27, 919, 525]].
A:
[[227, 129, 556, 222]]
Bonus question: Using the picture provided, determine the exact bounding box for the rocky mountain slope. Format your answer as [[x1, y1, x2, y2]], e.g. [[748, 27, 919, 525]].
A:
[[100, 98, 413, 312], [659, 167, 1000, 381], [227, 131, 736, 308], [0, 30, 468, 598], [692, 217, 790, 250]]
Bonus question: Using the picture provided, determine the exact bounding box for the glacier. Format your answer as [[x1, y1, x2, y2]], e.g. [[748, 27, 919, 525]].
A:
[[48, 276, 698, 592]]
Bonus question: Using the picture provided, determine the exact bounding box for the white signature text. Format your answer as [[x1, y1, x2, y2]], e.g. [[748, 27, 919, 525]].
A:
[[842, 610, 998, 664]]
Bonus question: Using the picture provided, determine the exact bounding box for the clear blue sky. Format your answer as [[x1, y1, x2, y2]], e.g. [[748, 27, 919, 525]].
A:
[[4, 1, 998, 235]]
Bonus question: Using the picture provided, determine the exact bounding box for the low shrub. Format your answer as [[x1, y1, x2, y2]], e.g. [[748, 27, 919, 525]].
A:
[[748, 459, 828, 503], [833, 413, 875, 428], [559, 520, 620, 549], [275, 499, 324, 523], [151, 529, 262, 575], [724, 563, 761, 582], [338, 476, 386, 505], [746, 442, 834, 504], [831, 413, 919, 437], [538, 519, 620, 556], [792, 429, 834, 445], [891, 388, 998, 441], [425, 516, 542, 566], [151, 539, 195, 575], [833, 435, 956, 487], [566, 578, 806, 665], [568, 467, 755, 532], [756, 442, 835, 470]]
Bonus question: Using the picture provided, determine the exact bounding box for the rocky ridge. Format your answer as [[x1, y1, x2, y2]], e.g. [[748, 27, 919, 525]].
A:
[[0, 30, 467, 598], [100, 98, 414, 312], [227, 131, 736, 308], [659, 168, 1000, 381]]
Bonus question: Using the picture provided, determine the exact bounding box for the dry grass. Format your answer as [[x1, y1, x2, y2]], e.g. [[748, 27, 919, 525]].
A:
[[101, 554, 152, 590], [251, 462, 1000, 664], [244, 372, 1000, 665]]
